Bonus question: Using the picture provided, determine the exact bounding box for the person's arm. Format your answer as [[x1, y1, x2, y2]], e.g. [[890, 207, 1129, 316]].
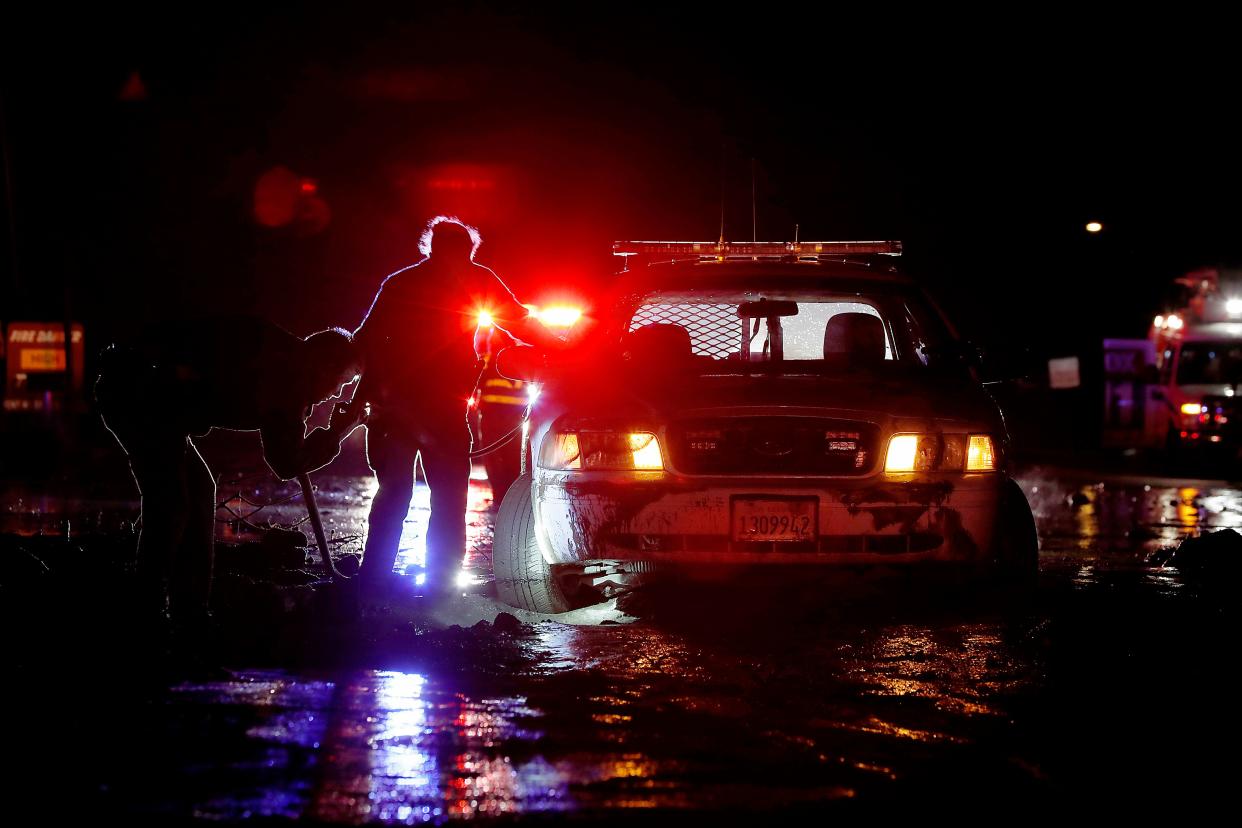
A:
[[474, 264, 564, 350], [504, 314, 566, 352], [260, 406, 361, 480]]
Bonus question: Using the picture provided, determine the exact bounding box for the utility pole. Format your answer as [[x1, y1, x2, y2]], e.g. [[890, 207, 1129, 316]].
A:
[[0, 87, 19, 312]]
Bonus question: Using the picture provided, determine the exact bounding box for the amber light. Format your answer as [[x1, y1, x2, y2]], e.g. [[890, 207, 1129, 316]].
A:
[[966, 435, 996, 471], [884, 434, 943, 472], [1181, 402, 1204, 416], [885, 435, 920, 472], [628, 433, 663, 469], [539, 431, 663, 470], [886, 433, 996, 472], [543, 433, 581, 470]]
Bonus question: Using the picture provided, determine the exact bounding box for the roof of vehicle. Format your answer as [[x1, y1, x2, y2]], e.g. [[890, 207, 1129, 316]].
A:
[[1176, 322, 1242, 343], [611, 259, 917, 296]]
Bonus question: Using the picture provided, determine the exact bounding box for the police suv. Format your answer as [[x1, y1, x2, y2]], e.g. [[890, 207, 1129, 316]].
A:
[[490, 241, 1038, 613]]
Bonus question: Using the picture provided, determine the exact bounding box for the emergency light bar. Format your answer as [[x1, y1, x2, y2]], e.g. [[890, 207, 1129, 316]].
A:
[[612, 240, 902, 261]]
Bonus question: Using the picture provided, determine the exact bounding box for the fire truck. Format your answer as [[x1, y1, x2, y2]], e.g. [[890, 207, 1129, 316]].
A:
[[1104, 268, 1242, 453]]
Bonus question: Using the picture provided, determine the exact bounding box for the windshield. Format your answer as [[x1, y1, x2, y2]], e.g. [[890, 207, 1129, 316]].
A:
[[614, 286, 958, 375], [1178, 341, 1242, 385]]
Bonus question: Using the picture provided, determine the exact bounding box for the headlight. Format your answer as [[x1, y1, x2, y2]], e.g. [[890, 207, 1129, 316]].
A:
[[885, 434, 936, 472], [885, 433, 996, 473], [540, 430, 664, 470]]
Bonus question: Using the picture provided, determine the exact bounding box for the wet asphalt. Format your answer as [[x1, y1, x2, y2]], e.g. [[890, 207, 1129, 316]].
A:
[[3, 464, 1239, 821]]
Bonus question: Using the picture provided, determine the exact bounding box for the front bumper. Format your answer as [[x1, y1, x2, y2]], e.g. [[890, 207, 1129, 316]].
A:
[[532, 472, 1003, 566]]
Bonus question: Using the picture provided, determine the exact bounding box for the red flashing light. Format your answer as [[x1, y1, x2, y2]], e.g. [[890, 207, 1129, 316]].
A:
[[300, 179, 318, 194], [612, 240, 903, 260], [532, 306, 583, 328]]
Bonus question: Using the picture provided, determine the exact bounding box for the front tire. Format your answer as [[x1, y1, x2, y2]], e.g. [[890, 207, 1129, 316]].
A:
[[493, 472, 570, 613], [992, 477, 1039, 582]]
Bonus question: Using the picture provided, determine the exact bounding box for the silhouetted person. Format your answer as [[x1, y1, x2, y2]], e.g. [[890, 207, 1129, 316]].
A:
[[353, 217, 556, 599], [474, 322, 527, 505], [95, 315, 364, 629]]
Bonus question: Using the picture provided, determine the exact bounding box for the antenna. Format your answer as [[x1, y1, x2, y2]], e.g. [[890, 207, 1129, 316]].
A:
[[718, 145, 726, 246], [750, 158, 757, 243], [794, 223, 799, 245]]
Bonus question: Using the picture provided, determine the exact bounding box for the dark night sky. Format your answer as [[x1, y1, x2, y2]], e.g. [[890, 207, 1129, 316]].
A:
[[3, 4, 1241, 359]]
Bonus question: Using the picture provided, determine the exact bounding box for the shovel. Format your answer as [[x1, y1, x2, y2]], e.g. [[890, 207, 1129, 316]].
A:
[[298, 472, 340, 583]]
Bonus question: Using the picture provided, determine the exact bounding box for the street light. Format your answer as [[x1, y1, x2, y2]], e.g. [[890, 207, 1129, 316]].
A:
[[1085, 221, 1103, 233]]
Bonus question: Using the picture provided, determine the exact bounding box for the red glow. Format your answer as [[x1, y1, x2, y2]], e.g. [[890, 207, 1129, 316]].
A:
[[254, 166, 300, 227], [254, 166, 330, 233], [531, 305, 583, 328], [119, 71, 147, 102], [426, 178, 495, 191]]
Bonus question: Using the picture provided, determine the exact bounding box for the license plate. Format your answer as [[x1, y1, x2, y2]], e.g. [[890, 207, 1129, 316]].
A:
[[731, 497, 818, 542]]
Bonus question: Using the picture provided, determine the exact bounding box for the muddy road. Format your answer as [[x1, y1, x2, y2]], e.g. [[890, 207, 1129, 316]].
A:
[[3, 466, 1238, 820]]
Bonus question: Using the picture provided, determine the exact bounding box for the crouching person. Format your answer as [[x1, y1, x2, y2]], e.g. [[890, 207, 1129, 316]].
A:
[[95, 315, 364, 632]]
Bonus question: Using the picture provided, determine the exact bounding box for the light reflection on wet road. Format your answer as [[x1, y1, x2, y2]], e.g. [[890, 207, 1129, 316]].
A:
[[0, 469, 499, 586], [173, 671, 568, 822], [6, 466, 1241, 816]]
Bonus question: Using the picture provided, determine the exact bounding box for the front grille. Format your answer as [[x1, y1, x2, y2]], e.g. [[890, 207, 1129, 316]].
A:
[[668, 416, 878, 475]]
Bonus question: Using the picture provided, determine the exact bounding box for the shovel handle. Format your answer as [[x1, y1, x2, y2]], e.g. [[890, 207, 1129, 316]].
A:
[[298, 473, 339, 582]]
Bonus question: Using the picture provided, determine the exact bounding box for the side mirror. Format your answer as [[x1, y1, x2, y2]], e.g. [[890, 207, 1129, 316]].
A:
[[495, 346, 545, 383], [975, 344, 1040, 384], [922, 340, 983, 367]]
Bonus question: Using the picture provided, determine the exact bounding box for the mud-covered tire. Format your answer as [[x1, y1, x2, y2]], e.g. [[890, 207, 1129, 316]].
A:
[[493, 472, 570, 614], [992, 477, 1039, 582]]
